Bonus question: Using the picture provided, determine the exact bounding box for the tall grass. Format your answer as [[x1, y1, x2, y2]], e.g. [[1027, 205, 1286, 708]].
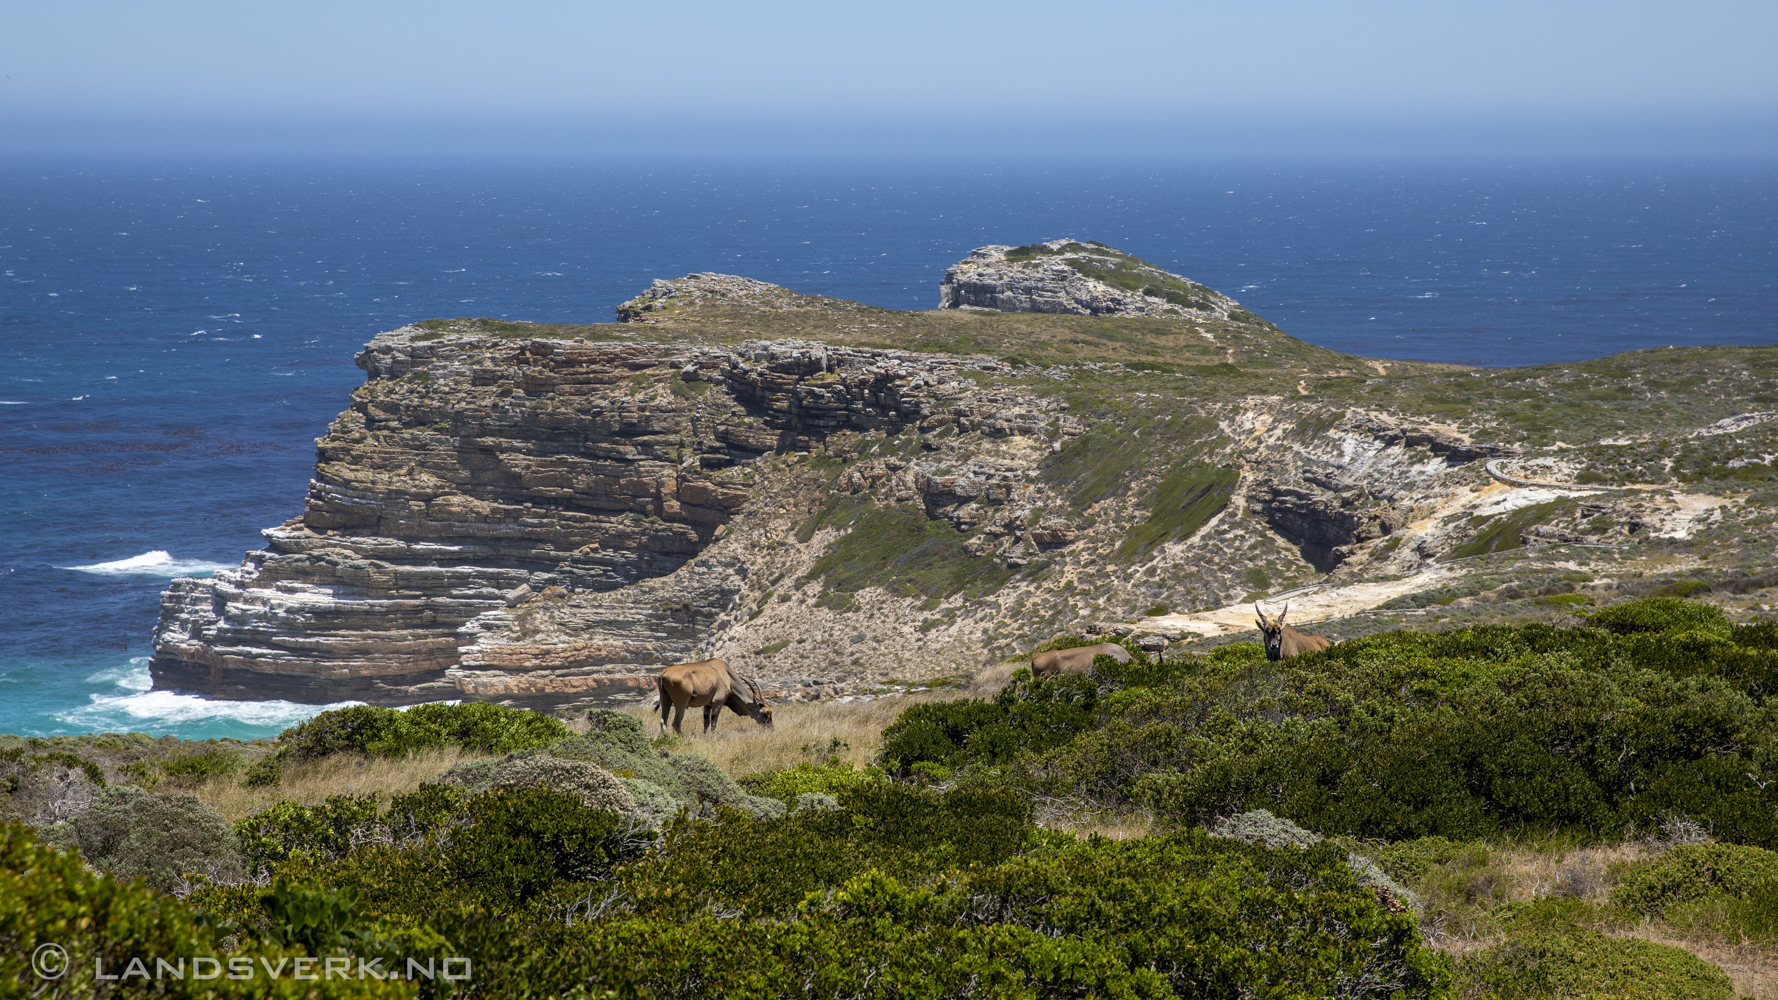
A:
[[621, 694, 940, 779], [187, 748, 469, 823]]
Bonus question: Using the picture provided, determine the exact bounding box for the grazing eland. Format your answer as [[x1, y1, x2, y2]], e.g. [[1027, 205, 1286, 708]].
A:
[[656, 658, 774, 736]]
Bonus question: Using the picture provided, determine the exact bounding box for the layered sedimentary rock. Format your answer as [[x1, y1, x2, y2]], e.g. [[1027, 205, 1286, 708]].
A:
[[147, 259, 1749, 713], [150, 311, 1076, 707], [939, 239, 1236, 319]]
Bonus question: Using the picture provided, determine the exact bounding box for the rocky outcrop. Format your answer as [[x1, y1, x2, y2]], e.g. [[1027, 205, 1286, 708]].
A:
[[615, 273, 812, 322], [150, 324, 1075, 707], [939, 239, 1236, 319]]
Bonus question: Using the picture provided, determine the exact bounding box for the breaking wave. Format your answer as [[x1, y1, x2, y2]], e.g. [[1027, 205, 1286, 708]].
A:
[[57, 660, 360, 734], [59, 550, 235, 577]]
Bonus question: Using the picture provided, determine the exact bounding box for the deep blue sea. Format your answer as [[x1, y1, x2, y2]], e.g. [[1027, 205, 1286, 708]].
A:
[[2, 158, 1773, 739]]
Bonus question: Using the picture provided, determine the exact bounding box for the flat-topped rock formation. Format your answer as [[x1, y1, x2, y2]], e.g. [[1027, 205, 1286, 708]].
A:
[[939, 239, 1237, 319], [150, 322, 1076, 707]]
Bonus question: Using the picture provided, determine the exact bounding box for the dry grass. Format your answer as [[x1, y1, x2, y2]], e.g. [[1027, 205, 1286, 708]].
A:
[[618, 693, 948, 780], [1490, 841, 1651, 904], [186, 748, 471, 823], [1031, 795, 1160, 840], [964, 662, 1021, 699]]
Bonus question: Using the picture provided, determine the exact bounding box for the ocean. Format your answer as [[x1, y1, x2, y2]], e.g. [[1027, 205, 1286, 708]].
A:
[[2, 157, 1773, 739]]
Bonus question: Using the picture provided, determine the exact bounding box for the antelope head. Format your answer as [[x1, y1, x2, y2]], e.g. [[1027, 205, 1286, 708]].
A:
[[1255, 601, 1290, 661], [746, 677, 775, 728]]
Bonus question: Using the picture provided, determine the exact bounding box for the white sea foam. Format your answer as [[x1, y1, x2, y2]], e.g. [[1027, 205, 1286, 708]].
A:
[[58, 660, 361, 732], [60, 550, 235, 577], [0, 401, 26, 405]]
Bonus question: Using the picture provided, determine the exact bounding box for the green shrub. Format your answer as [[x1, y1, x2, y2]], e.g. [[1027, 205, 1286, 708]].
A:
[[236, 793, 386, 871], [618, 777, 683, 826], [1207, 641, 1267, 664], [955, 831, 1449, 999], [1686, 880, 1778, 940], [1459, 899, 1735, 999], [245, 702, 567, 787], [242, 753, 283, 788], [615, 783, 1034, 920], [259, 786, 636, 919], [1371, 837, 1505, 922], [739, 761, 880, 803], [159, 746, 243, 783], [1610, 842, 1778, 916], [1584, 596, 1733, 638], [1207, 809, 1422, 913], [444, 787, 624, 908], [70, 786, 243, 892], [878, 672, 1100, 771], [277, 702, 567, 764], [0, 823, 394, 999], [995, 619, 1778, 847]]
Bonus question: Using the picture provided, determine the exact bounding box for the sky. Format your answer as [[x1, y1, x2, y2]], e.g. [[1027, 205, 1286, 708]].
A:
[[3, 0, 1776, 158]]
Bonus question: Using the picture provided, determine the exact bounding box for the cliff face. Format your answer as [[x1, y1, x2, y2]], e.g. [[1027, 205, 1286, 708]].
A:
[[151, 260, 1778, 712], [150, 320, 1074, 707]]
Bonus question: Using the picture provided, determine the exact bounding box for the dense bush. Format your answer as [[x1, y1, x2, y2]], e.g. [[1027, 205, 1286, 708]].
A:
[[248, 702, 568, 785], [1458, 899, 1736, 999], [739, 760, 880, 803], [1207, 809, 1421, 913], [57, 786, 244, 893], [228, 785, 637, 923], [237, 792, 397, 870], [1583, 596, 1734, 637], [489, 827, 1451, 999], [218, 777, 1451, 999], [1610, 842, 1778, 916], [878, 672, 1102, 771], [1, 823, 403, 998], [984, 602, 1778, 847]]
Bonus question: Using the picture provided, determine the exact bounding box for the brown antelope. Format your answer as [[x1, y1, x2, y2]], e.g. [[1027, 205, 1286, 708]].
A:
[[1254, 602, 1330, 660], [1031, 641, 1133, 678], [656, 658, 774, 736]]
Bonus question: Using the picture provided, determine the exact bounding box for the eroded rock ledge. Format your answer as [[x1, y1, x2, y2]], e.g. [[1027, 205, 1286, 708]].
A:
[[150, 327, 1069, 707]]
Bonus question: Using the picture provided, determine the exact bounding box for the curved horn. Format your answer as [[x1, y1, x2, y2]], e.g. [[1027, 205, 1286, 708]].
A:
[[1254, 602, 1266, 622], [1280, 601, 1289, 622]]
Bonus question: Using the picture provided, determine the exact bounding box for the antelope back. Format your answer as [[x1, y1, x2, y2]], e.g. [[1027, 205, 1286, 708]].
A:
[[1280, 625, 1331, 657]]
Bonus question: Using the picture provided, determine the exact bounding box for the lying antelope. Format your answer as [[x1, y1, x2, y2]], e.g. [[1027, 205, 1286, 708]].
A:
[[656, 658, 774, 736], [1254, 602, 1330, 660], [1031, 641, 1133, 678]]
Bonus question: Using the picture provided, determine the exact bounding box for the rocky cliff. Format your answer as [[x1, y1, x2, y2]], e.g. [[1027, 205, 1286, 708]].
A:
[[939, 239, 1237, 319], [151, 246, 1778, 712]]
